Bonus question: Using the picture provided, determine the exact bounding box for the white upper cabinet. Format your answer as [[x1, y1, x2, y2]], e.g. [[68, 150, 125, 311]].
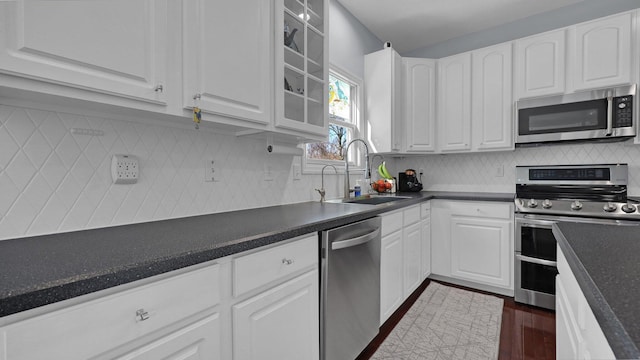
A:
[[274, 0, 329, 137], [437, 52, 472, 152], [183, 0, 272, 127], [365, 47, 402, 153], [572, 12, 633, 91], [403, 58, 436, 153], [515, 29, 567, 99], [0, 0, 168, 104], [471, 42, 514, 152]]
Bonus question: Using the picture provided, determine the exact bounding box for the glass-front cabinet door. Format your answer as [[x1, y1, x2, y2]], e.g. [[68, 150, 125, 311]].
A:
[[275, 0, 328, 137]]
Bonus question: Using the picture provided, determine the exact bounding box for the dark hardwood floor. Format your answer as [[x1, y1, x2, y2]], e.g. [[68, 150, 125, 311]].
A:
[[357, 279, 556, 360]]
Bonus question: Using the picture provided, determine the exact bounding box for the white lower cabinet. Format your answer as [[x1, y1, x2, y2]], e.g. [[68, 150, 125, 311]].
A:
[[0, 233, 319, 360], [114, 314, 221, 360], [231, 233, 319, 360], [556, 245, 614, 360], [233, 270, 318, 360], [420, 202, 431, 280], [431, 200, 513, 295], [2, 264, 223, 360], [380, 205, 425, 325], [380, 223, 404, 324]]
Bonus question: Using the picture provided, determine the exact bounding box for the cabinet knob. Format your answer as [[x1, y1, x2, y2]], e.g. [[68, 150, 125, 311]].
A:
[[282, 258, 295, 265], [136, 308, 150, 321], [154, 84, 163, 93]]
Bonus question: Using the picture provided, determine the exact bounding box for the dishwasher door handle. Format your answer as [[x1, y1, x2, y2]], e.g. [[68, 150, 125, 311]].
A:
[[516, 254, 557, 267], [331, 228, 380, 250]]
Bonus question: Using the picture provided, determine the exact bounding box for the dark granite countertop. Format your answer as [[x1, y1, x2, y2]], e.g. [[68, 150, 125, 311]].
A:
[[554, 222, 640, 359], [0, 191, 513, 318]]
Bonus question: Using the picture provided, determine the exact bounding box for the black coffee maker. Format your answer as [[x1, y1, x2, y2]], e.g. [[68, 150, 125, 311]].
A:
[[398, 169, 423, 192]]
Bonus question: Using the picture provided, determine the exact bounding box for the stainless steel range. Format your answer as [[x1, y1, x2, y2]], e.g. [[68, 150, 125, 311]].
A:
[[514, 163, 639, 309]]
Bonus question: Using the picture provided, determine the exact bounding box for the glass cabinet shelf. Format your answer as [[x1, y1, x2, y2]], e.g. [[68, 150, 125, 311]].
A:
[[277, 0, 327, 135]]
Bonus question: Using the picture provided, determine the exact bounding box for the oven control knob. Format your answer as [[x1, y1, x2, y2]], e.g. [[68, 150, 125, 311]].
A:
[[603, 202, 617, 212], [622, 203, 636, 213], [571, 200, 583, 211], [542, 199, 552, 209], [527, 199, 538, 208]]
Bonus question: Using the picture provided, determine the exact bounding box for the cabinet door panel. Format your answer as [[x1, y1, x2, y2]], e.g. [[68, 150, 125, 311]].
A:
[[183, 0, 271, 125], [114, 314, 221, 360], [365, 48, 401, 153], [421, 218, 431, 280], [403, 222, 422, 297], [380, 230, 403, 325], [472, 43, 513, 151], [574, 13, 632, 91], [515, 30, 566, 98], [233, 270, 319, 360], [450, 217, 511, 288], [556, 276, 581, 360], [403, 58, 436, 152], [0, 1, 167, 103], [437, 53, 471, 152]]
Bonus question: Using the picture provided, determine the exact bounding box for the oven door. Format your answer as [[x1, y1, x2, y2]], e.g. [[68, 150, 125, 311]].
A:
[[515, 215, 558, 310]]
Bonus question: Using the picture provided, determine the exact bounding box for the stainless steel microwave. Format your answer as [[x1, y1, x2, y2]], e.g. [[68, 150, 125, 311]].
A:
[[516, 84, 636, 145]]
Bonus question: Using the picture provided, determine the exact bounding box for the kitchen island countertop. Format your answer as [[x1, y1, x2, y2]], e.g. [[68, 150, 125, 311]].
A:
[[0, 191, 513, 319], [554, 222, 640, 359]]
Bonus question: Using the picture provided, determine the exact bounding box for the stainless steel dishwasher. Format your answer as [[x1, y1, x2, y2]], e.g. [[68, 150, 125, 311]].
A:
[[321, 216, 381, 360]]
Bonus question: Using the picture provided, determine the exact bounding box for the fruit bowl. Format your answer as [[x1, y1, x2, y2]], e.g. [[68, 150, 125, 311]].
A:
[[371, 179, 393, 193]]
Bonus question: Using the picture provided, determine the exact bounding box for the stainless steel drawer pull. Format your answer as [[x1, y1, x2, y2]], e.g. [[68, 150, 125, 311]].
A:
[[136, 309, 150, 321], [282, 258, 294, 265]]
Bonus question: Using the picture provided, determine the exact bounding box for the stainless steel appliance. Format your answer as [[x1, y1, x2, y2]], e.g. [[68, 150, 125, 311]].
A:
[[514, 163, 640, 309], [321, 217, 381, 360], [516, 84, 635, 145]]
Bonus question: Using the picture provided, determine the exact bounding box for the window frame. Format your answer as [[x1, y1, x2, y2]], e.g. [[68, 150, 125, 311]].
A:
[[302, 64, 366, 174]]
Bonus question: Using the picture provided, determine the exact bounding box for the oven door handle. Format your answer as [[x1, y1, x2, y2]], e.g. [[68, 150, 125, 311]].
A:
[[516, 254, 557, 267]]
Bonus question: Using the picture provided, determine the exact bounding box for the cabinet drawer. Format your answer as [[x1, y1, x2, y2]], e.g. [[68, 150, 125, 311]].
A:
[[5, 264, 221, 360], [403, 205, 421, 226], [233, 234, 317, 297], [381, 209, 403, 236], [420, 201, 430, 219], [449, 201, 512, 219]]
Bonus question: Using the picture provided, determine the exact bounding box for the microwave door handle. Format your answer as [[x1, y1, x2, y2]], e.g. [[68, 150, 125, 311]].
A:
[[606, 96, 613, 136]]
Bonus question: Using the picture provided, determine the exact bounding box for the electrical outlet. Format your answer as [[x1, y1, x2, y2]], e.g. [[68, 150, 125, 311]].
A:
[[264, 164, 274, 181], [293, 164, 302, 180], [418, 168, 425, 176], [111, 155, 139, 184], [205, 159, 216, 182]]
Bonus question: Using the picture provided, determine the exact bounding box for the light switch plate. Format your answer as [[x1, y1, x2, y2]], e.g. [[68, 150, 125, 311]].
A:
[[111, 154, 139, 184]]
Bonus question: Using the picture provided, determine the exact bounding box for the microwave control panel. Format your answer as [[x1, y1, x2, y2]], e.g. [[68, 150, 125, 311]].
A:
[[613, 95, 633, 128]]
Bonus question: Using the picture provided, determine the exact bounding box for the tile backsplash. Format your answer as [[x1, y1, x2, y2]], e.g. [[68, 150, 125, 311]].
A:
[[0, 104, 336, 240], [4, 102, 640, 241], [395, 141, 640, 194]]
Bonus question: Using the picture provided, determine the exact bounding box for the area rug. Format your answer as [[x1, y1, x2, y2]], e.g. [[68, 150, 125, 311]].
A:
[[372, 282, 504, 360]]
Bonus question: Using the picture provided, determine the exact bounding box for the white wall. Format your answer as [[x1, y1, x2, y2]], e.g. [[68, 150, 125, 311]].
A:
[[329, 0, 382, 78]]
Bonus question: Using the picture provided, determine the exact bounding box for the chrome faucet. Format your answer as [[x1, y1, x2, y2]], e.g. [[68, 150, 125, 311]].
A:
[[316, 164, 337, 203], [344, 139, 371, 199]]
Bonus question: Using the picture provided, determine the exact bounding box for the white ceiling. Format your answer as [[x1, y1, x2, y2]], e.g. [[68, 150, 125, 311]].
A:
[[337, 0, 584, 54]]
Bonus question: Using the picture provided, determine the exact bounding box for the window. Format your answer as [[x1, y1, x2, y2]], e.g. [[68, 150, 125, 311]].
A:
[[304, 66, 363, 172]]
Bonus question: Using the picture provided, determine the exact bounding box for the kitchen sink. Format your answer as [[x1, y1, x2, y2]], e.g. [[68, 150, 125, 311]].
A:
[[326, 195, 412, 205]]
